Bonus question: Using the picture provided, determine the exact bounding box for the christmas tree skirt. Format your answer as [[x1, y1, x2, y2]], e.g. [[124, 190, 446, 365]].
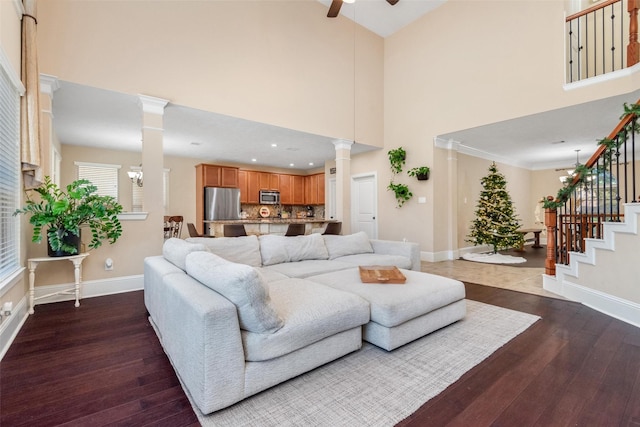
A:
[[462, 252, 526, 264]]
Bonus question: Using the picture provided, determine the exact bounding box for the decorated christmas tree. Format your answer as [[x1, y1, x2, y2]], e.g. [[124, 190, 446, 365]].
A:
[[467, 162, 523, 253]]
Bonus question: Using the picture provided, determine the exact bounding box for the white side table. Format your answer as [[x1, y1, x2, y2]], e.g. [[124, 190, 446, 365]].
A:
[[27, 253, 90, 314]]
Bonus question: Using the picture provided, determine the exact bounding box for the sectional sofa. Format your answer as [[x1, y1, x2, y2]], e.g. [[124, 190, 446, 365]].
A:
[[144, 232, 466, 414]]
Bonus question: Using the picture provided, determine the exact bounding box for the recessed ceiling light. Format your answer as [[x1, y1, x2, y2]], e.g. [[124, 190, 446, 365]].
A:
[[251, 158, 257, 162], [289, 163, 295, 167], [308, 162, 314, 166], [271, 143, 277, 147]]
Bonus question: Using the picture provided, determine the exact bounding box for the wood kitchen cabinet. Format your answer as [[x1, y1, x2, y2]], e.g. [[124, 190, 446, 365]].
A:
[[197, 164, 239, 188], [304, 173, 325, 205], [278, 174, 293, 204], [292, 175, 305, 205], [238, 170, 248, 203]]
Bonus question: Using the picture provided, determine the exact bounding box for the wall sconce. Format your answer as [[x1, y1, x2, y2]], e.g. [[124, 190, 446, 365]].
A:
[[128, 166, 143, 187]]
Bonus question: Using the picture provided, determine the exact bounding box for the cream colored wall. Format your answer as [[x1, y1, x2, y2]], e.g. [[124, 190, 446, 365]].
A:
[[370, 0, 638, 254], [0, 1, 27, 318], [570, 229, 640, 304], [36, 0, 384, 147]]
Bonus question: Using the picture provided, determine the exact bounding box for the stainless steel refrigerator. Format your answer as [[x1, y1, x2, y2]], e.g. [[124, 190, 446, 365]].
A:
[[204, 187, 241, 233]]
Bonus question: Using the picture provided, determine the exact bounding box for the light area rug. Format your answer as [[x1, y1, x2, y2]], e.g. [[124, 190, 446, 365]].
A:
[[462, 252, 526, 264], [188, 300, 540, 427]]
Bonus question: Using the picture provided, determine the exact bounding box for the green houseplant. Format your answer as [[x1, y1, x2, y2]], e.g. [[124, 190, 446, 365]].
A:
[[387, 182, 413, 208], [14, 176, 124, 256], [408, 166, 430, 181], [387, 147, 407, 174]]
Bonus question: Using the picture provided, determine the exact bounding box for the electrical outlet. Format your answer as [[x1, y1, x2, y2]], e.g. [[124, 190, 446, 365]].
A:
[[105, 258, 114, 271], [2, 301, 12, 316]]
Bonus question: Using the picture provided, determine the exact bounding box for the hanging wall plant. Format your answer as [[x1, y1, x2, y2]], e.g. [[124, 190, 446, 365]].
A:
[[387, 182, 413, 208], [387, 147, 407, 174], [408, 166, 430, 181]]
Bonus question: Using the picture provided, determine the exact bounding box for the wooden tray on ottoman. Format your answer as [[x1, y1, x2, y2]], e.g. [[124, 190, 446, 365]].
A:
[[358, 265, 406, 284]]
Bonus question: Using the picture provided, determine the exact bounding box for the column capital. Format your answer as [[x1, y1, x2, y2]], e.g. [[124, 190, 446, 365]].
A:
[[138, 94, 169, 115], [39, 74, 60, 96], [333, 139, 354, 151]]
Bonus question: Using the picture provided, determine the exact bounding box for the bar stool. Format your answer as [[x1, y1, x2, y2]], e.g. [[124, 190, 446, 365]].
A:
[[285, 223, 306, 236], [322, 222, 342, 235], [224, 224, 247, 237]]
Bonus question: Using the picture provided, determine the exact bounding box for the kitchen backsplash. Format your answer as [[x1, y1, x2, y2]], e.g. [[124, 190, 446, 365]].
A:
[[241, 204, 325, 219]]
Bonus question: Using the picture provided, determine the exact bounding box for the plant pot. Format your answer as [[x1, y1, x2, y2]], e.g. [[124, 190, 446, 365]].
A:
[[48, 230, 82, 257], [416, 172, 429, 181]]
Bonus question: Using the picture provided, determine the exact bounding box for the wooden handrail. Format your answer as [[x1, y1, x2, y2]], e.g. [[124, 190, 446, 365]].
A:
[[568, 97, 640, 187], [566, 0, 620, 21]]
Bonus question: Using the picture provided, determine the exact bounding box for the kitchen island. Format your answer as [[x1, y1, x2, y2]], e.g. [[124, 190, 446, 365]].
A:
[[204, 218, 336, 237]]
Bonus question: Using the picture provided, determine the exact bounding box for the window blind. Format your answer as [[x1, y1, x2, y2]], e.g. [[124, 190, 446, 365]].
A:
[[75, 162, 120, 200], [0, 63, 21, 285]]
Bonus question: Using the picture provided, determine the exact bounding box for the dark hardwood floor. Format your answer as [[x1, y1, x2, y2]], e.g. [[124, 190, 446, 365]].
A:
[[1, 285, 639, 426]]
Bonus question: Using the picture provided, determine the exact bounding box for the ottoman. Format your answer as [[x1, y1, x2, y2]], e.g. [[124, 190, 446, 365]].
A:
[[307, 268, 466, 350]]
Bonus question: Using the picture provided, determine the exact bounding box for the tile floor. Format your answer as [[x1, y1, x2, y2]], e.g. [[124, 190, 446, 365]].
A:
[[420, 259, 564, 299]]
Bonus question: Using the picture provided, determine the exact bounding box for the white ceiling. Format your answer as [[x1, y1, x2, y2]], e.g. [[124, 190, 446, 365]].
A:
[[316, 0, 446, 38], [437, 89, 640, 170], [52, 81, 377, 171]]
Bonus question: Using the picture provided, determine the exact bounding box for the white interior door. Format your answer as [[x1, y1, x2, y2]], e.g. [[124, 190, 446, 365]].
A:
[[351, 173, 377, 239], [327, 178, 337, 220]]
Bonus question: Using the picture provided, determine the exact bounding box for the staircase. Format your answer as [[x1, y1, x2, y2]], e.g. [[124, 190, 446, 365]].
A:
[[544, 203, 640, 327]]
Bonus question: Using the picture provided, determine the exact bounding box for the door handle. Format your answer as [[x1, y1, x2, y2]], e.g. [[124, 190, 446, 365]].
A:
[[373, 216, 376, 220]]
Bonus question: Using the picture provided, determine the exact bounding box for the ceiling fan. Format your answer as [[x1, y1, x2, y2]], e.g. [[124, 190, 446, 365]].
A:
[[327, 0, 400, 18]]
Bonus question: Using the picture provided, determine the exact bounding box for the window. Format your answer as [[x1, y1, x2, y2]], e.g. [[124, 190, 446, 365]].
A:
[[131, 167, 170, 213], [0, 58, 21, 288], [75, 162, 120, 200]]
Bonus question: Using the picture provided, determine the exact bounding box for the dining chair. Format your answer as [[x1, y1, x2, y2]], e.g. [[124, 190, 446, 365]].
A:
[[164, 216, 184, 239], [322, 222, 342, 235], [224, 224, 247, 237], [187, 222, 214, 238], [284, 223, 306, 236]]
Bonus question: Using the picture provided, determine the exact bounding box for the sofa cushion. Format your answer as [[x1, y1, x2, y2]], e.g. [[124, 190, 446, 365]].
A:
[[307, 268, 465, 328], [259, 233, 329, 266], [187, 235, 262, 267], [263, 260, 355, 278], [185, 251, 283, 333], [322, 231, 374, 260], [163, 238, 207, 271], [242, 278, 370, 362], [334, 253, 413, 270]]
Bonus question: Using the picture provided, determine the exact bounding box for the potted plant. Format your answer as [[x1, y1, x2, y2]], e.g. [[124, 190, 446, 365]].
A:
[[408, 166, 430, 181], [14, 176, 124, 256], [387, 181, 413, 208], [388, 147, 407, 174]]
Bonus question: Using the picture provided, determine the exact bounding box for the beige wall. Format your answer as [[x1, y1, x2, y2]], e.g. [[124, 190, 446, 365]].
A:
[[0, 0, 26, 319], [36, 0, 384, 147], [370, 0, 639, 254], [27, 0, 638, 288]]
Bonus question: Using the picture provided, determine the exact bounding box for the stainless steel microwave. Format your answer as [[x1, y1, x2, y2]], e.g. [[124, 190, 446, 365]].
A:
[[259, 190, 280, 205]]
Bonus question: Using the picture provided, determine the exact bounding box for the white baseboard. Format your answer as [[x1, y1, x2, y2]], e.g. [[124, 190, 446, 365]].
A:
[[562, 280, 640, 328], [33, 274, 144, 306], [0, 296, 29, 361]]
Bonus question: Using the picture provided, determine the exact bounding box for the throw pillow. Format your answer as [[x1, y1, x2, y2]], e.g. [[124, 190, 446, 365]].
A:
[[259, 233, 329, 266], [185, 251, 283, 334], [186, 235, 262, 267], [323, 231, 374, 260], [163, 237, 207, 270]]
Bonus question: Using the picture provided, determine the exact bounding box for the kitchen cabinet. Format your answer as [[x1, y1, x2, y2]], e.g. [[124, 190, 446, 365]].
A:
[[197, 164, 239, 188], [304, 173, 325, 205], [238, 170, 248, 203], [292, 175, 305, 205], [279, 174, 293, 204], [246, 171, 261, 204]]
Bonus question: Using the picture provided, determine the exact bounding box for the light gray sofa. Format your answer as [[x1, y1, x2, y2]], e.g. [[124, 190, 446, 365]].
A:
[[144, 232, 465, 414]]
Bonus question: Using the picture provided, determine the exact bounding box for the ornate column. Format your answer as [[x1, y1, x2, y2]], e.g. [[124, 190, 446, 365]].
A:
[[333, 139, 353, 234], [39, 74, 60, 182], [138, 94, 169, 249]]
